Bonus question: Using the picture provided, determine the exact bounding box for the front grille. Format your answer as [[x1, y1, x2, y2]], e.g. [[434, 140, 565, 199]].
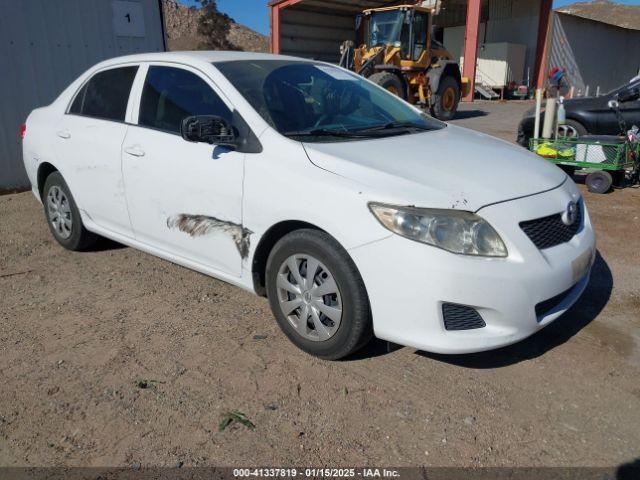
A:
[[520, 201, 583, 250], [442, 303, 486, 331], [535, 284, 576, 320]]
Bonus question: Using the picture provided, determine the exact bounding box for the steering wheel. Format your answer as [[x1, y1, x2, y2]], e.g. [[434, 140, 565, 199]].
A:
[[313, 113, 334, 129], [313, 86, 359, 128]]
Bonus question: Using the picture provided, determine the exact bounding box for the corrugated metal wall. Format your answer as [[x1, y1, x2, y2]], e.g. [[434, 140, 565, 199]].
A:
[[0, 0, 166, 189], [280, 6, 357, 63], [442, 0, 541, 82], [549, 13, 640, 94], [276, 0, 421, 63]]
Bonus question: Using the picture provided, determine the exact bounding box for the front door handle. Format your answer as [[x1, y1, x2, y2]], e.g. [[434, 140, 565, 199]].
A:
[[124, 146, 145, 157], [56, 130, 71, 139]]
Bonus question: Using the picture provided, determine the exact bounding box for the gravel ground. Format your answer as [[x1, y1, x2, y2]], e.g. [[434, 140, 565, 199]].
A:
[[1, 100, 639, 468]]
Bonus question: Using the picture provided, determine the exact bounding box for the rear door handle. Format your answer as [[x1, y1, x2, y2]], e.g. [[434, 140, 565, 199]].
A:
[[56, 130, 71, 139], [124, 146, 145, 157]]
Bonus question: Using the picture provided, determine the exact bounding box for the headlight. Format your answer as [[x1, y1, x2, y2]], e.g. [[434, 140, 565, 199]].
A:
[[369, 203, 508, 257]]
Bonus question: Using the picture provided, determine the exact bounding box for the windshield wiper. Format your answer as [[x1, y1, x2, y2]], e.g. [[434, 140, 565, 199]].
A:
[[354, 121, 434, 133], [284, 122, 434, 139], [284, 128, 373, 138]]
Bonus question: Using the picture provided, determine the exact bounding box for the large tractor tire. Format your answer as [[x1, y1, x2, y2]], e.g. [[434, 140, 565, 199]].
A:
[[369, 72, 406, 100], [431, 75, 460, 121]]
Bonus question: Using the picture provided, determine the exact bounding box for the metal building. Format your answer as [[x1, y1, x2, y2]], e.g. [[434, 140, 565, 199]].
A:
[[547, 2, 640, 95], [0, 0, 167, 190], [269, 0, 552, 100]]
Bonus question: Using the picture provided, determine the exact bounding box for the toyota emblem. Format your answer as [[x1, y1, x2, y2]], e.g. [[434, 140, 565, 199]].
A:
[[562, 201, 578, 226]]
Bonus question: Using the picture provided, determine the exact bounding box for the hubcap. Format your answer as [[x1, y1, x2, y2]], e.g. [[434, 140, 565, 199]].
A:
[[386, 85, 400, 96], [442, 87, 456, 111], [47, 186, 73, 239], [558, 124, 579, 139], [276, 254, 342, 342]]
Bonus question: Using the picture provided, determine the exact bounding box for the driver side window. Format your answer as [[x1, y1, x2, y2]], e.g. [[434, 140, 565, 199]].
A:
[[138, 66, 232, 134]]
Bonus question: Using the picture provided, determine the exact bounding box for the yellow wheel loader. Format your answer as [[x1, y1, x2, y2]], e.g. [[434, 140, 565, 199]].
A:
[[339, 4, 471, 121]]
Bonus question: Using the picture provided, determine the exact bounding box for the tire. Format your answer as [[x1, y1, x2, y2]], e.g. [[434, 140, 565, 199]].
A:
[[517, 125, 531, 148], [586, 170, 613, 194], [557, 119, 587, 139], [369, 72, 406, 100], [265, 229, 373, 360], [431, 75, 460, 121], [42, 171, 98, 250]]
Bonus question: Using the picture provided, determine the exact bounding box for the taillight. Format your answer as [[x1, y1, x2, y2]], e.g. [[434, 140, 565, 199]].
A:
[[19, 123, 26, 140]]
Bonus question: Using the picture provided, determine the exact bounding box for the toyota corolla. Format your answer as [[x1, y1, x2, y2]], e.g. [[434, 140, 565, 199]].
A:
[[21, 52, 596, 359]]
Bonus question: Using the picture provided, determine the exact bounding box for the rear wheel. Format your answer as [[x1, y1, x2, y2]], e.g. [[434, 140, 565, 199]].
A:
[[43, 171, 97, 250], [586, 170, 613, 194], [369, 72, 406, 100], [431, 75, 460, 121], [265, 229, 373, 360]]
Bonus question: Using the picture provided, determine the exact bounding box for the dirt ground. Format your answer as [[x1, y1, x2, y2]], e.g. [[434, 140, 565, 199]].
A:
[[1, 100, 639, 468]]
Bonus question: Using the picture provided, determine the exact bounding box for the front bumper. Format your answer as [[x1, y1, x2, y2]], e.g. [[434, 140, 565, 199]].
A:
[[349, 182, 596, 354]]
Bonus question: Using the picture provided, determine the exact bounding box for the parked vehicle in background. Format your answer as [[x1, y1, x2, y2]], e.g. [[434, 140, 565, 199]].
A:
[[517, 78, 640, 147], [22, 52, 595, 360], [506, 81, 531, 100]]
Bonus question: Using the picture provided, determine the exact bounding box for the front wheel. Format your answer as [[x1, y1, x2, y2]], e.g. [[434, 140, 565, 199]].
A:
[[265, 230, 373, 360], [431, 75, 460, 121]]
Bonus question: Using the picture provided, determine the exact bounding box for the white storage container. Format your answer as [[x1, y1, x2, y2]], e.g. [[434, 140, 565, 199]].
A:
[[461, 42, 527, 88]]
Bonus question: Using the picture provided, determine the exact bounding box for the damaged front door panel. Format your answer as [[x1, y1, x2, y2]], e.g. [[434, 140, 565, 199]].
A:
[[167, 214, 253, 259]]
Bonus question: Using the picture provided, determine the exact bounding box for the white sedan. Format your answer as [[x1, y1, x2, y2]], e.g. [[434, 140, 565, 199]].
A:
[[21, 52, 596, 359]]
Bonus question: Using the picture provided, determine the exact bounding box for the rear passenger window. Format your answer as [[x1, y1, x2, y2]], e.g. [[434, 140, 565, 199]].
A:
[[138, 66, 232, 134], [69, 66, 138, 122]]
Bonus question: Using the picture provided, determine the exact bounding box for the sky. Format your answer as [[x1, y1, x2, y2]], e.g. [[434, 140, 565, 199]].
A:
[[177, 0, 640, 36], [177, 0, 271, 35]]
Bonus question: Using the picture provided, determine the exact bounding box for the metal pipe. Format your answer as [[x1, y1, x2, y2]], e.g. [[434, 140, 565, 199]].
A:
[[542, 97, 556, 139], [556, 96, 565, 138], [534, 89, 542, 139], [462, 0, 482, 102]]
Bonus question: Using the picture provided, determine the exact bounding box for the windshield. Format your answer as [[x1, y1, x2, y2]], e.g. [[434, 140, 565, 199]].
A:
[[368, 10, 406, 47], [215, 60, 444, 142]]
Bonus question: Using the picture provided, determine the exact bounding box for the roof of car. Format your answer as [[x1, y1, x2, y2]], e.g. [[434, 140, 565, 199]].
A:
[[95, 51, 310, 68]]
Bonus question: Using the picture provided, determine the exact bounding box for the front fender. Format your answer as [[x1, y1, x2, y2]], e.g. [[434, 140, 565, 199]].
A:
[[427, 60, 462, 94], [243, 129, 391, 259]]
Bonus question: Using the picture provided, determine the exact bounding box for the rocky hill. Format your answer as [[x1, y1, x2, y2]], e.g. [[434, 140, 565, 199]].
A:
[[556, 0, 640, 30], [163, 0, 270, 52]]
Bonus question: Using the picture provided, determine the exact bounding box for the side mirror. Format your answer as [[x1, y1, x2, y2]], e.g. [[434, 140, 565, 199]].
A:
[[181, 115, 237, 148], [617, 87, 640, 104]]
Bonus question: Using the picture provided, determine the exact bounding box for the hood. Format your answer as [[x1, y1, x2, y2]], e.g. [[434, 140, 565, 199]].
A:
[[564, 96, 606, 111], [303, 125, 566, 211], [524, 96, 606, 118]]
